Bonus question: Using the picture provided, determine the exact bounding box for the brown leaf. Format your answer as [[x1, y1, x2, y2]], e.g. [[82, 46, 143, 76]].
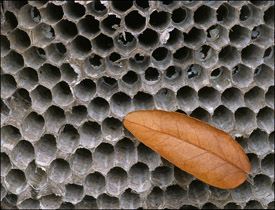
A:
[[123, 110, 251, 189]]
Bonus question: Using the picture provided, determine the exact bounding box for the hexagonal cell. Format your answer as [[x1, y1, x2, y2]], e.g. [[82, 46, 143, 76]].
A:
[[253, 174, 272, 199], [67, 105, 87, 126], [92, 33, 114, 56], [63, 2, 85, 20], [79, 121, 102, 149], [1, 74, 17, 99], [64, 184, 84, 204], [264, 5, 274, 27], [49, 158, 71, 183], [30, 85, 52, 112], [88, 97, 109, 122], [106, 167, 127, 196], [138, 28, 159, 49], [209, 66, 231, 91], [184, 27, 206, 49], [163, 65, 183, 86], [35, 134, 57, 167], [44, 105, 65, 133], [165, 28, 183, 49], [218, 45, 240, 68], [87, 0, 107, 16], [32, 23, 55, 47], [114, 32, 137, 55], [2, 50, 24, 74], [115, 138, 137, 170], [76, 195, 97, 209], [84, 54, 106, 77], [78, 15, 99, 39], [221, 87, 245, 112], [254, 64, 274, 89], [174, 166, 195, 188], [1, 35, 10, 57], [9, 29, 30, 51], [97, 193, 119, 209], [134, 0, 150, 11], [194, 5, 215, 29], [102, 117, 123, 141], [151, 166, 173, 187], [22, 112, 45, 141], [129, 162, 150, 193], [248, 129, 269, 156], [18, 5, 41, 28], [235, 107, 257, 134], [171, 6, 192, 30], [154, 88, 175, 111], [149, 10, 170, 30], [93, 143, 115, 173], [151, 47, 172, 69], [70, 148, 92, 175], [18, 198, 40, 209], [244, 87, 265, 113], [144, 67, 161, 85], [110, 92, 132, 117], [38, 63, 61, 89], [138, 143, 161, 170], [58, 124, 79, 153], [125, 10, 146, 32], [101, 14, 121, 36], [106, 52, 128, 75], [212, 105, 234, 132], [239, 4, 262, 27], [46, 42, 67, 65], [119, 71, 141, 96], [251, 24, 273, 48], [244, 200, 263, 209], [173, 47, 193, 64], [2, 11, 18, 34], [209, 186, 230, 202], [120, 188, 142, 209], [133, 91, 154, 110], [184, 64, 208, 91], [216, 3, 238, 27], [195, 45, 218, 68], [111, 0, 133, 12], [70, 35, 92, 59], [84, 172, 105, 197], [1, 193, 18, 209], [230, 181, 252, 203], [266, 86, 274, 108], [5, 169, 27, 194], [206, 24, 229, 50], [52, 81, 73, 106], [55, 19, 78, 42], [146, 187, 164, 209], [25, 161, 47, 189], [177, 86, 198, 112], [247, 153, 260, 176], [188, 180, 209, 206], [40, 3, 63, 24], [257, 107, 274, 133], [261, 153, 274, 178], [23, 46, 46, 69], [75, 79, 96, 102], [232, 64, 253, 89], [41, 194, 62, 209], [190, 107, 211, 124], [1, 152, 11, 177], [17, 67, 38, 91], [1, 125, 21, 148], [241, 44, 264, 68], [11, 140, 34, 169], [198, 87, 221, 110], [60, 63, 78, 84]]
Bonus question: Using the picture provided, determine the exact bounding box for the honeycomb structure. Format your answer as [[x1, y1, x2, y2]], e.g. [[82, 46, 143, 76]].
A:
[[1, 1, 274, 209]]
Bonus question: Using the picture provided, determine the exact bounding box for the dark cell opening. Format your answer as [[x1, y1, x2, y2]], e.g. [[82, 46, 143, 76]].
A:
[[125, 11, 146, 31], [65, 2, 85, 19], [94, 0, 106, 11], [152, 47, 168, 61], [55, 43, 66, 55], [138, 29, 158, 47], [94, 34, 114, 50], [149, 11, 169, 28], [173, 47, 190, 61], [57, 82, 71, 96], [184, 27, 203, 44], [172, 7, 186, 23], [199, 45, 210, 60], [109, 52, 121, 63], [112, 0, 133, 12], [56, 20, 78, 39], [194, 5, 212, 24], [30, 6, 41, 23], [135, 0, 149, 9], [232, 65, 239, 76], [240, 5, 251, 21], [5, 11, 18, 30], [166, 28, 182, 46], [211, 68, 222, 78], [145, 67, 160, 81], [251, 26, 261, 40], [264, 5, 274, 26], [165, 66, 181, 80], [44, 3, 63, 23], [219, 46, 236, 62], [72, 36, 91, 53], [79, 15, 100, 35], [135, 53, 145, 62], [264, 46, 273, 58], [122, 71, 138, 85], [89, 54, 103, 67], [117, 32, 134, 45], [36, 47, 46, 58], [102, 15, 121, 33], [103, 77, 117, 87], [217, 4, 228, 22], [207, 25, 220, 39]]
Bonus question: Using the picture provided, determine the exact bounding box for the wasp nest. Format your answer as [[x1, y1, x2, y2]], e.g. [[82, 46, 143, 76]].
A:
[[1, 0, 274, 209]]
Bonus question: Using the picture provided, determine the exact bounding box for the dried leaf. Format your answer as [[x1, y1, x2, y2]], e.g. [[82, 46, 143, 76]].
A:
[[123, 110, 251, 189]]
